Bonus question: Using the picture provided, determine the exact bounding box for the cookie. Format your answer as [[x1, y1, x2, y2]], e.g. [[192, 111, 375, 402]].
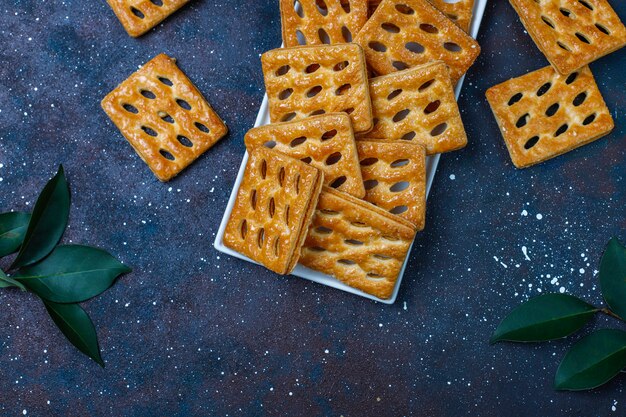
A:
[[299, 187, 416, 299], [355, 0, 481, 80], [245, 113, 365, 198], [106, 0, 190, 37], [224, 148, 324, 275], [281, 0, 369, 47], [357, 140, 427, 230], [262, 43, 373, 133], [486, 65, 614, 168], [369, 0, 475, 32], [509, 0, 626, 75], [102, 54, 228, 181], [361, 61, 467, 154]]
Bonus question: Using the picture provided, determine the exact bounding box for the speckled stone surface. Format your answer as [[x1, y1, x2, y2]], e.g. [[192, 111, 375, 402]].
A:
[[0, 1, 625, 415]]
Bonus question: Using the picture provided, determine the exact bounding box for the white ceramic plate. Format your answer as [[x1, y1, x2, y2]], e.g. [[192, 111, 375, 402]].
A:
[[214, 1, 488, 304]]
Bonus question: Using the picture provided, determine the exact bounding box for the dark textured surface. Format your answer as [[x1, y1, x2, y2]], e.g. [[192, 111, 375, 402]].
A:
[[0, 0, 625, 415]]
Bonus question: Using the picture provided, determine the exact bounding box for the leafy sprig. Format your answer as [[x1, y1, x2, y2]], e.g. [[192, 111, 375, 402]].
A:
[[492, 237, 626, 391], [0, 166, 130, 366]]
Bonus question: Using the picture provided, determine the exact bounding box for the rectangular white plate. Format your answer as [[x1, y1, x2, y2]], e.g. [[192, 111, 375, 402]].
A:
[[214, 1, 487, 304]]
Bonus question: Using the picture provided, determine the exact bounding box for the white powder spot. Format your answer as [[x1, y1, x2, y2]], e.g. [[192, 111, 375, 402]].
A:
[[403, 301, 407, 311], [559, 287, 565, 294], [521, 210, 528, 216], [579, 268, 585, 274], [449, 174, 456, 180], [536, 213, 543, 220], [522, 246, 531, 261], [23, 411, 27, 416]]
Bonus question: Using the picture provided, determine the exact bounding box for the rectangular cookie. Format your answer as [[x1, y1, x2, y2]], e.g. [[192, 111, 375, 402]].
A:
[[355, 0, 481, 81], [281, 0, 369, 47], [361, 61, 467, 154], [509, 0, 626, 75], [101, 54, 228, 181], [299, 187, 416, 299], [486, 65, 614, 168], [261, 43, 373, 133], [106, 0, 190, 37], [357, 140, 427, 230], [368, 0, 475, 32], [224, 148, 324, 275], [244, 113, 366, 198]]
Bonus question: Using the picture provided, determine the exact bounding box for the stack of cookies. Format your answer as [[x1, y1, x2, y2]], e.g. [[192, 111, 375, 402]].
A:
[[486, 0, 626, 168], [224, 0, 482, 299]]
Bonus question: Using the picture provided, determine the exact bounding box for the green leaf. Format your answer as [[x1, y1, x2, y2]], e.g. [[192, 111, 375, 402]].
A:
[[11, 165, 70, 269], [599, 237, 626, 320], [555, 329, 626, 391], [0, 269, 27, 291], [491, 294, 598, 343], [14, 245, 131, 303], [0, 212, 31, 258], [43, 300, 104, 367]]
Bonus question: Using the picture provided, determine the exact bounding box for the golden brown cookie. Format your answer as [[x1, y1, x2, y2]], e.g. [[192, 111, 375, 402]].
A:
[[224, 148, 324, 275], [101, 54, 228, 181], [486, 65, 614, 168], [509, 0, 626, 75], [106, 0, 190, 37], [355, 0, 481, 81], [281, 0, 369, 47], [300, 187, 416, 299], [361, 61, 467, 154], [261, 43, 373, 133], [357, 140, 426, 230], [368, 0, 475, 32], [245, 113, 365, 198]]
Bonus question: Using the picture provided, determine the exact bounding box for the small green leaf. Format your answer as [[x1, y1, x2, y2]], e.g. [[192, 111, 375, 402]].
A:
[[14, 245, 131, 303], [0, 212, 31, 258], [0, 269, 27, 291], [491, 294, 598, 343], [43, 300, 104, 367], [555, 329, 626, 391], [11, 165, 70, 269], [599, 237, 626, 320]]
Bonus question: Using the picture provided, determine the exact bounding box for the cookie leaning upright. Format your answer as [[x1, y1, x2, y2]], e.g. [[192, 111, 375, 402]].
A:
[[280, 0, 369, 47], [299, 187, 416, 300], [224, 148, 324, 275], [486, 65, 614, 168], [361, 61, 467, 154], [355, 0, 480, 81], [261, 43, 373, 133], [508, 0, 626, 75], [101, 54, 228, 182], [106, 0, 190, 37]]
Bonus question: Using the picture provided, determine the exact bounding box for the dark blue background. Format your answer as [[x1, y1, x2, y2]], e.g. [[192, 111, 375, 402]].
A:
[[0, 1, 624, 415]]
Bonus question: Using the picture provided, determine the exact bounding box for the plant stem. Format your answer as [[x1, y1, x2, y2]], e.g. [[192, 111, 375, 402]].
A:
[[600, 308, 625, 323]]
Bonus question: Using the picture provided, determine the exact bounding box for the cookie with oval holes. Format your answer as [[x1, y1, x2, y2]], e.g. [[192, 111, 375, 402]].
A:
[[509, 0, 626, 75], [355, 0, 480, 80], [106, 0, 190, 37], [300, 186, 416, 300], [224, 147, 324, 275], [486, 65, 614, 168], [101, 54, 228, 181], [261, 43, 373, 133], [281, 0, 369, 47], [245, 113, 365, 198]]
